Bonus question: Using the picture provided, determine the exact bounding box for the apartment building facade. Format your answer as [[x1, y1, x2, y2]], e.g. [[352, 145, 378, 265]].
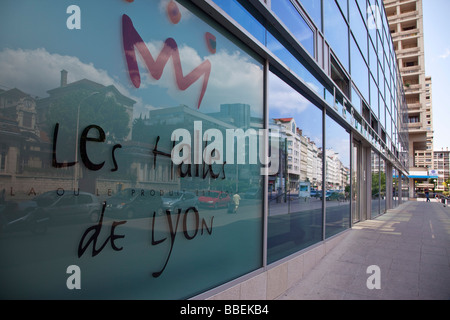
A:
[[384, 0, 434, 195], [433, 149, 450, 191], [0, 0, 409, 300]]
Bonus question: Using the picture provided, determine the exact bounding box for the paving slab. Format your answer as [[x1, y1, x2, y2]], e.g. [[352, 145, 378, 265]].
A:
[[278, 200, 450, 300]]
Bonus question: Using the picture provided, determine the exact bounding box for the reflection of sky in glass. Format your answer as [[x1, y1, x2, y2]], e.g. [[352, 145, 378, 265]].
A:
[[351, 36, 369, 102], [0, 0, 263, 119], [326, 114, 350, 167], [268, 72, 322, 147], [323, 0, 349, 71], [350, 0, 368, 61], [300, 0, 322, 31], [271, 0, 314, 57]]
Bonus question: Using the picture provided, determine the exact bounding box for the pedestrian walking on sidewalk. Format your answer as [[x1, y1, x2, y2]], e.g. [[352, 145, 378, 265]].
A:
[[425, 189, 430, 202]]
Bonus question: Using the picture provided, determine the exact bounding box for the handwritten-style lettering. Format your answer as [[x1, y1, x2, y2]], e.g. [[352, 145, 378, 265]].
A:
[[78, 202, 127, 258]]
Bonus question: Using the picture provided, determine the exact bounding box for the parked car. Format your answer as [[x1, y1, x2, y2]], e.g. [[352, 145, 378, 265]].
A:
[[329, 192, 345, 201], [105, 188, 163, 219], [162, 191, 198, 213], [320, 191, 345, 201], [0, 200, 49, 235], [320, 191, 332, 200], [24, 191, 101, 224], [198, 191, 230, 209]]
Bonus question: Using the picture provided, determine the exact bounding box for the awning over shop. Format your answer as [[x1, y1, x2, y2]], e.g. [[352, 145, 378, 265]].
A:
[[408, 175, 439, 179]]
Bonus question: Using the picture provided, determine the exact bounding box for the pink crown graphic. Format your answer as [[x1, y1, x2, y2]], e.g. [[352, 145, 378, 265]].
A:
[[122, 10, 212, 109]]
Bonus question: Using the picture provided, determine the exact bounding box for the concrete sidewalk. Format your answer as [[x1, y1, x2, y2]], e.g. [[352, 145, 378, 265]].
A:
[[277, 200, 450, 300]]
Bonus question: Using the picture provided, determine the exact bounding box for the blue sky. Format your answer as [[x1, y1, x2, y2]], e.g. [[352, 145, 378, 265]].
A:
[[423, 0, 450, 151], [0, 0, 264, 119]]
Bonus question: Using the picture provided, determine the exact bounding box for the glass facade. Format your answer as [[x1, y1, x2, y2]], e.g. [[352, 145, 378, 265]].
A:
[[267, 71, 323, 263], [325, 114, 350, 238], [0, 0, 409, 299]]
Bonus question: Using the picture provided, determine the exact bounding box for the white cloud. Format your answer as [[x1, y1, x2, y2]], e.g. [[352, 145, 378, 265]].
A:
[[268, 71, 310, 115], [0, 43, 268, 120], [140, 41, 264, 114], [0, 47, 153, 118], [439, 48, 450, 59]]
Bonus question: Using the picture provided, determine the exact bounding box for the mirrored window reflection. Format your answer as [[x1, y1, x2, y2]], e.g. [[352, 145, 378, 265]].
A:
[[401, 174, 409, 202], [380, 157, 386, 213], [0, 0, 264, 299], [349, 0, 367, 61], [300, 0, 322, 30], [371, 150, 380, 218], [212, 0, 266, 44], [393, 168, 398, 208], [267, 71, 323, 264], [266, 33, 324, 95], [336, 0, 348, 19], [323, 0, 349, 71], [351, 141, 360, 222], [325, 114, 350, 238], [370, 75, 379, 117], [272, 0, 315, 57], [351, 36, 369, 103], [369, 41, 378, 83]]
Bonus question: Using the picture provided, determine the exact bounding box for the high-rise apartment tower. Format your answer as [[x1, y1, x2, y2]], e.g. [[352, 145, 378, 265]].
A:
[[384, 0, 434, 195]]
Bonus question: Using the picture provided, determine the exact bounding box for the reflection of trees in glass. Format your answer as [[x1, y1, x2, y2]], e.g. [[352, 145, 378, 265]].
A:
[[45, 90, 130, 160], [132, 115, 147, 143], [372, 172, 386, 196]]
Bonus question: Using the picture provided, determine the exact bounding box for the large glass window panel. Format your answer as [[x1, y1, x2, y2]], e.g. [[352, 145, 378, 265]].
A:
[[212, 0, 266, 44], [0, 0, 264, 299], [351, 36, 369, 103], [369, 40, 377, 82], [300, 0, 322, 31], [324, 0, 350, 71], [371, 150, 380, 218], [370, 74, 378, 117], [402, 174, 409, 203], [325, 114, 350, 238], [386, 111, 392, 138], [367, 2, 378, 43], [272, 0, 315, 57], [377, 31, 383, 61], [393, 168, 398, 208], [356, 0, 367, 21], [336, 0, 348, 19], [267, 71, 323, 264], [266, 33, 324, 95], [351, 141, 360, 223], [350, 0, 368, 60], [352, 86, 362, 115], [380, 157, 386, 213]]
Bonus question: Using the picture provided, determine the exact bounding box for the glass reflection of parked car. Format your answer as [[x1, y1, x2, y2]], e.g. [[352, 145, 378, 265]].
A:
[[321, 191, 345, 201], [31, 191, 102, 223], [0, 200, 49, 235], [198, 191, 230, 209], [105, 188, 163, 219], [162, 191, 199, 213]]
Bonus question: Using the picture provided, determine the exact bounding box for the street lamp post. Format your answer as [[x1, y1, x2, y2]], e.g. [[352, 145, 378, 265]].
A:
[[73, 92, 100, 190]]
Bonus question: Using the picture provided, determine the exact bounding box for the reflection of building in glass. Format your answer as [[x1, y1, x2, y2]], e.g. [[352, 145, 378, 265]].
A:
[[272, 117, 323, 190], [207, 103, 253, 129], [137, 104, 262, 191], [326, 149, 349, 190], [433, 149, 450, 191], [37, 70, 136, 141], [0, 70, 143, 197], [0, 88, 50, 177]]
